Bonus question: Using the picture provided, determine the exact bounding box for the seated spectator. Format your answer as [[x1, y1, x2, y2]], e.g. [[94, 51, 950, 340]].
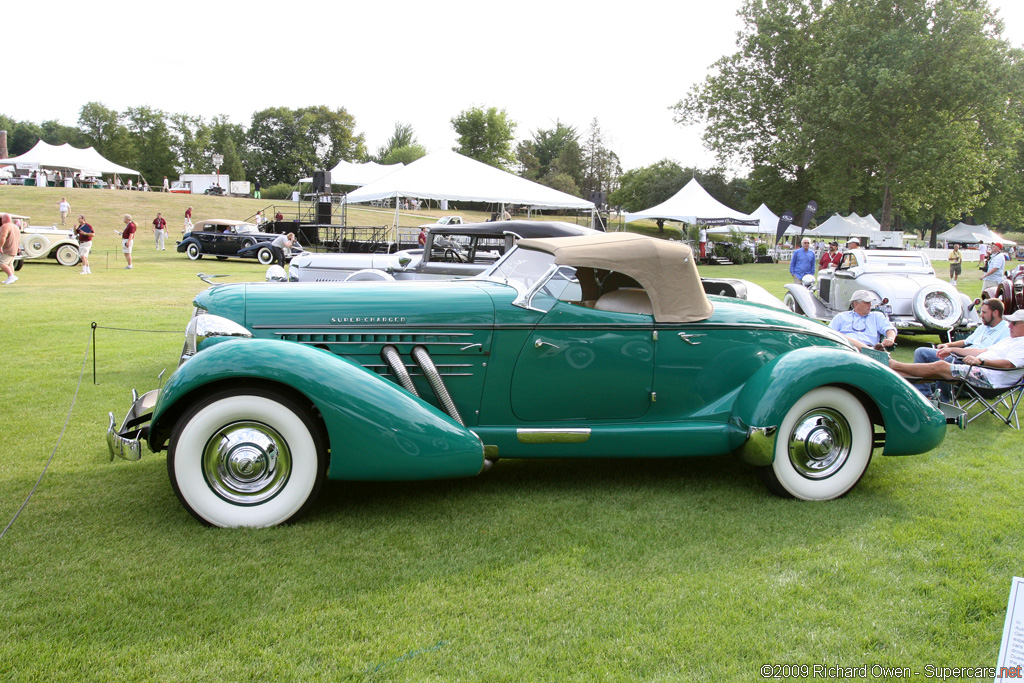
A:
[[829, 289, 896, 350], [889, 310, 1024, 392], [914, 299, 1009, 364]]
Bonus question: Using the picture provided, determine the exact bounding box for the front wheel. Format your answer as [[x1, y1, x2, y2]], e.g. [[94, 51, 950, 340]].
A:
[[783, 292, 804, 315], [55, 243, 81, 266], [168, 388, 327, 527], [186, 243, 202, 260], [758, 387, 873, 500], [257, 246, 275, 265]]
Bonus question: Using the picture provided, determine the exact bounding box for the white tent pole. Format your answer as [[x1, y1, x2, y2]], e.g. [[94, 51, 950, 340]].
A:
[[392, 196, 400, 243]]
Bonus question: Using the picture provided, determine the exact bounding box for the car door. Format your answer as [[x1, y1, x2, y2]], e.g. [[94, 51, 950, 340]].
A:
[[509, 267, 655, 421]]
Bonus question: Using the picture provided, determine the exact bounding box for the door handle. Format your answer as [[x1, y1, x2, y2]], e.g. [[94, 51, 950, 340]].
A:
[[534, 339, 560, 350], [678, 333, 705, 345]]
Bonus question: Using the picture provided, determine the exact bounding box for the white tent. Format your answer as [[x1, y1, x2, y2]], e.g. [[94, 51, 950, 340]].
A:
[[707, 203, 801, 237], [1, 139, 141, 176], [855, 213, 881, 230], [300, 159, 403, 187], [805, 213, 874, 239], [936, 222, 1013, 244], [623, 178, 749, 224], [346, 149, 595, 210]]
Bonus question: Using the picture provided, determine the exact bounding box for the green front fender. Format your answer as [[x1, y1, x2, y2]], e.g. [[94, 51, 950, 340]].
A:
[[150, 339, 484, 481], [731, 347, 946, 463]]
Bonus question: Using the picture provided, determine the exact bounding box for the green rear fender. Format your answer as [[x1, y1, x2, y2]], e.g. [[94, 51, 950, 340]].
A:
[[150, 339, 484, 481], [731, 347, 946, 460]]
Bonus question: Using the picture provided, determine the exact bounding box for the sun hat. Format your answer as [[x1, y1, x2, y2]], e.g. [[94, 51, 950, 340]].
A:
[[847, 237, 861, 245], [850, 289, 879, 304]]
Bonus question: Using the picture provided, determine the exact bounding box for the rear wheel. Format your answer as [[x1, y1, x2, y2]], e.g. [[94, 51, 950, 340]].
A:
[[186, 243, 202, 260], [55, 244, 80, 266], [758, 387, 873, 500], [168, 388, 327, 527]]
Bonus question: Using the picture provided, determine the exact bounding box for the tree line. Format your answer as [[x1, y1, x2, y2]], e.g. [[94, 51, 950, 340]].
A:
[[0, 105, 624, 202]]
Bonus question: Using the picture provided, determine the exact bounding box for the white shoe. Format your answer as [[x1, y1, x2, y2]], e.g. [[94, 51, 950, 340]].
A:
[[2, 275, 17, 285], [80, 269, 88, 274], [124, 265, 132, 269]]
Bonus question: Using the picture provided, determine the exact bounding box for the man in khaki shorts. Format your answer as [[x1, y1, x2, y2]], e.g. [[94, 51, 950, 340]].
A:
[[122, 214, 137, 269], [1, 213, 21, 285]]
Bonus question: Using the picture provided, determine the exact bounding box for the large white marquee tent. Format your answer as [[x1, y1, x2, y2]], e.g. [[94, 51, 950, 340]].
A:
[[300, 159, 404, 187], [623, 178, 750, 225], [1, 140, 141, 176], [346, 149, 595, 211], [937, 222, 1016, 245]]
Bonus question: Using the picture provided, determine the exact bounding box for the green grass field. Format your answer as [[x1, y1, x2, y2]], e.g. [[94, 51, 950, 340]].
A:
[[1, 186, 1021, 682]]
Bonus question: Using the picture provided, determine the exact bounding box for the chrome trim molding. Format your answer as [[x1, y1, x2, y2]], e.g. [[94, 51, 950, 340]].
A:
[[735, 425, 777, 467], [516, 428, 592, 444]]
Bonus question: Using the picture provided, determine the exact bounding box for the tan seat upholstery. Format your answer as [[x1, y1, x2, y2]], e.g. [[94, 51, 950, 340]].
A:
[[594, 288, 653, 315]]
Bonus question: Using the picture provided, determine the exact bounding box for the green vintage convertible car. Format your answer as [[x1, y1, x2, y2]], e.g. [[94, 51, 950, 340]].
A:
[[108, 233, 948, 527]]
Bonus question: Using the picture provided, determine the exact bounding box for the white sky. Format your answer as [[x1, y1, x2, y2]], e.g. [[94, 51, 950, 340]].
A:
[[7, 0, 1024, 174]]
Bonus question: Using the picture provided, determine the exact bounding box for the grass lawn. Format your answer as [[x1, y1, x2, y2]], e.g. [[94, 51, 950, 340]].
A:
[[1, 187, 1022, 681]]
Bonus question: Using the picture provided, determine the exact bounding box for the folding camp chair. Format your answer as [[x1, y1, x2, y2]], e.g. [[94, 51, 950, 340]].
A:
[[949, 372, 1024, 429]]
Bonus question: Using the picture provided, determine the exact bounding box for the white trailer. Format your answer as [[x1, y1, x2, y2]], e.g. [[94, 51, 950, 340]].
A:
[[179, 174, 231, 196]]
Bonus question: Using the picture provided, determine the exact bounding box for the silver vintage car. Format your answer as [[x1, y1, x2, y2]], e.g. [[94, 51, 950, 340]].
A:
[[784, 248, 979, 334], [287, 220, 596, 282]]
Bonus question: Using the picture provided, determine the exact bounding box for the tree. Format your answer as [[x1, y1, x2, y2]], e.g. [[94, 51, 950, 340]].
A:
[[77, 102, 135, 167], [451, 106, 517, 170], [609, 160, 688, 213], [0, 115, 43, 156], [247, 106, 365, 185], [517, 120, 585, 195], [676, 0, 1024, 230], [579, 118, 622, 201], [169, 113, 212, 173], [124, 106, 177, 182], [40, 120, 86, 147]]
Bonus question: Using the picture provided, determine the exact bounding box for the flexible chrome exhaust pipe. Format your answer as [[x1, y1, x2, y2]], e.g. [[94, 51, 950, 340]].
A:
[[411, 345, 464, 426], [380, 345, 419, 397]]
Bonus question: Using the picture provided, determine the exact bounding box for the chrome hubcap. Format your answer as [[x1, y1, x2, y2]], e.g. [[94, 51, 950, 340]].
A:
[[203, 421, 291, 504], [787, 408, 851, 479]]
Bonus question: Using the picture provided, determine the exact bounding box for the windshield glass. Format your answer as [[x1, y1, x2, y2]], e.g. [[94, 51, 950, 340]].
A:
[[475, 246, 556, 291], [234, 224, 259, 234]]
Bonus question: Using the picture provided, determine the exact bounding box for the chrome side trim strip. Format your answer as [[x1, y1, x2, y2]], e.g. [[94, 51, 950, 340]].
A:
[[516, 428, 592, 444]]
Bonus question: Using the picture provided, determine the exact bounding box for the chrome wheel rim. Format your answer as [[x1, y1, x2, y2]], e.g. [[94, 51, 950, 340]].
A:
[[202, 421, 291, 504], [787, 408, 851, 479]]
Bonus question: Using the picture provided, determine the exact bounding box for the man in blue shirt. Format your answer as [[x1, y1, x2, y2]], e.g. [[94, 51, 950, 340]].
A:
[[829, 289, 897, 350], [911, 298, 1009, 399], [789, 237, 816, 283]]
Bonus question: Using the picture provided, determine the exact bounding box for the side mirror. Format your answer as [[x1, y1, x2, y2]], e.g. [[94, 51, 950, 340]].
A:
[[398, 255, 412, 268]]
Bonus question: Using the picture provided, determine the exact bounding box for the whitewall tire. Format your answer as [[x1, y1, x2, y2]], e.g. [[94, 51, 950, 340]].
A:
[[257, 246, 275, 265], [55, 244, 81, 266], [186, 243, 202, 260], [168, 388, 327, 527], [759, 387, 873, 500]]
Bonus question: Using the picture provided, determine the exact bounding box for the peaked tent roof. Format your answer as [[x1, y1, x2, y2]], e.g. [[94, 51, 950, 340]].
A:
[[345, 149, 594, 209], [855, 213, 881, 229], [623, 178, 749, 224], [937, 222, 999, 243], [805, 213, 874, 239], [1, 140, 141, 175], [300, 160, 404, 187]]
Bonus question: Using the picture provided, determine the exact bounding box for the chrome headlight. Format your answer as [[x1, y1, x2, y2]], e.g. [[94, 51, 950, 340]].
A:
[[182, 313, 252, 359]]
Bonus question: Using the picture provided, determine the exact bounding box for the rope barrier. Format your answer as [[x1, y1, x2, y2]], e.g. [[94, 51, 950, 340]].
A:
[[0, 329, 91, 542]]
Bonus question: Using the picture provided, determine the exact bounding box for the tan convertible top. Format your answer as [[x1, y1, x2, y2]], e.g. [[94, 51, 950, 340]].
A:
[[517, 232, 714, 323]]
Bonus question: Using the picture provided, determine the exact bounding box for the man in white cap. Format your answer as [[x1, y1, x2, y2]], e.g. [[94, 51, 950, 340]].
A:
[[981, 242, 1007, 298], [829, 289, 896, 350], [845, 236, 862, 267], [890, 309, 1024, 391]]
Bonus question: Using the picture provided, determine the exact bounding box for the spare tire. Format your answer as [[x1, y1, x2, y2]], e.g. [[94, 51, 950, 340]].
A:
[[912, 284, 963, 330], [345, 269, 395, 282], [23, 235, 50, 258]]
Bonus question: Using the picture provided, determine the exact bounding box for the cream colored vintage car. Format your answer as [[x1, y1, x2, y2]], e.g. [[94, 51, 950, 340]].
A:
[[12, 214, 81, 266]]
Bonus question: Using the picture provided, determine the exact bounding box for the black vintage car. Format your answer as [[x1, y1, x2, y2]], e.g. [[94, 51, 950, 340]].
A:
[[176, 219, 304, 263]]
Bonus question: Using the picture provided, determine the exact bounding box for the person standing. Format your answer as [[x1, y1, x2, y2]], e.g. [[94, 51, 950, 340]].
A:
[[0, 213, 21, 285], [790, 237, 816, 282], [122, 214, 137, 269], [57, 197, 71, 226], [982, 242, 1007, 298], [163, 176, 169, 192], [152, 212, 167, 250], [271, 232, 295, 267], [254, 179, 261, 200], [418, 227, 427, 247], [74, 214, 94, 275], [698, 226, 708, 260], [819, 240, 842, 270], [948, 243, 962, 286]]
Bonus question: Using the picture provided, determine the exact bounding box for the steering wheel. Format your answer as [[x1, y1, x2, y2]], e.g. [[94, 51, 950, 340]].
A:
[[444, 248, 464, 263]]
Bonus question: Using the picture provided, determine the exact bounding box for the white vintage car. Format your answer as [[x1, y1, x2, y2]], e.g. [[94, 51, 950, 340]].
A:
[[3, 214, 81, 267], [783, 248, 979, 334]]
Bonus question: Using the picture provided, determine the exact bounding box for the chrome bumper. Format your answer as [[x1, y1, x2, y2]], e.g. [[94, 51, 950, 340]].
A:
[[107, 388, 160, 461]]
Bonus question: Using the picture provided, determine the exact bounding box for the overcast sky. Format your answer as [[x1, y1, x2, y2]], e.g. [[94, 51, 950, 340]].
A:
[[7, 0, 1024, 174]]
